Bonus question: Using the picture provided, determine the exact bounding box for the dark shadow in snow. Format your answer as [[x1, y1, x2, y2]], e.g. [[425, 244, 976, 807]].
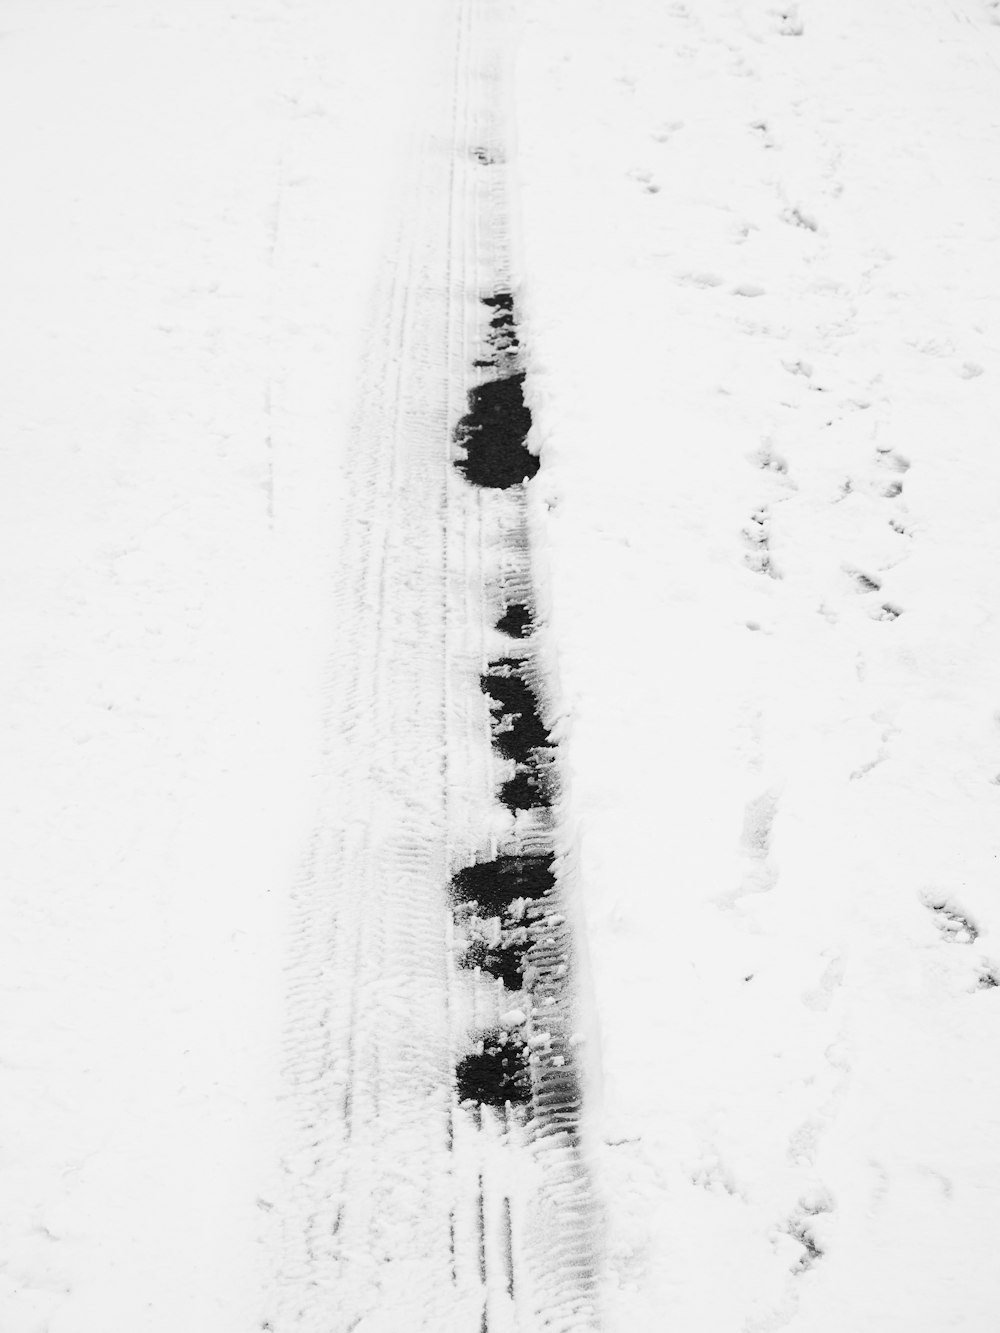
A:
[[482, 657, 549, 762], [451, 854, 555, 915], [496, 603, 533, 639], [457, 1029, 531, 1107]]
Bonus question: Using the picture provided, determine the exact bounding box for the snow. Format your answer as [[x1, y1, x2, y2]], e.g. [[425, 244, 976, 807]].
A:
[[3, 0, 1000, 1328], [515, 0, 1000, 1328], [0, 1, 445, 1328]]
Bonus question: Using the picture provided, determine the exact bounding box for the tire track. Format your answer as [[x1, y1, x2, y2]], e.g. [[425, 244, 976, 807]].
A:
[[446, 5, 600, 1320], [274, 2, 599, 1329]]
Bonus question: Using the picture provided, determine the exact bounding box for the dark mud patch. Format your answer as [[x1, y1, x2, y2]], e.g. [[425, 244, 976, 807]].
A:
[[496, 602, 533, 639], [499, 766, 552, 812], [451, 854, 555, 915], [482, 657, 550, 762], [456, 1029, 531, 1107]]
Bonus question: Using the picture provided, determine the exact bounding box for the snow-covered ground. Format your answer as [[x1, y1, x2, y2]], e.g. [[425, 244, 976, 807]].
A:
[[3, 0, 1000, 1329], [0, 3, 445, 1327], [516, 0, 1000, 1328]]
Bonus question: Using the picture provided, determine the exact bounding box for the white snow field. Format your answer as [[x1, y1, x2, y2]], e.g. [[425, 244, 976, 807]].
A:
[[3, 0, 1000, 1330], [516, 0, 1000, 1330]]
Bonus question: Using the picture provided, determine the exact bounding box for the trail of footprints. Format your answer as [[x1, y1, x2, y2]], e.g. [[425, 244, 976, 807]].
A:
[[741, 410, 911, 626]]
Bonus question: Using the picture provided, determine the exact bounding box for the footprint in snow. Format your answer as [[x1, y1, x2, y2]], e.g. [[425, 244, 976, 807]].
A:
[[776, 5, 805, 36], [628, 167, 660, 194], [782, 205, 819, 231], [691, 1153, 742, 1197], [844, 566, 882, 595], [651, 120, 685, 143], [742, 787, 779, 859], [750, 441, 791, 477], [785, 1192, 835, 1273], [922, 893, 979, 944], [743, 508, 781, 579], [801, 952, 846, 1011], [875, 447, 910, 497], [782, 358, 814, 378], [750, 119, 777, 149], [677, 271, 725, 288]]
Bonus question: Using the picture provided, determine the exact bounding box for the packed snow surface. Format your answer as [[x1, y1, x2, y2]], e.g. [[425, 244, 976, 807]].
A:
[[3, 0, 1000, 1329]]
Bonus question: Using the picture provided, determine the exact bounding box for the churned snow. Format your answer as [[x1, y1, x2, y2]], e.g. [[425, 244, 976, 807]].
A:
[[3, 0, 1000, 1329]]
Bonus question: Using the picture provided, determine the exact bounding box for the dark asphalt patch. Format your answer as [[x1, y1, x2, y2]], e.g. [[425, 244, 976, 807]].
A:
[[455, 290, 537, 484], [454, 373, 537, 489], [482, 292, 513, 313], [481, 657, 549, 762], [451, 854, 555, 915], [496, 603, 533, 639], [456, 1029, 531, 1107], [499, 768, 551, 812]]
